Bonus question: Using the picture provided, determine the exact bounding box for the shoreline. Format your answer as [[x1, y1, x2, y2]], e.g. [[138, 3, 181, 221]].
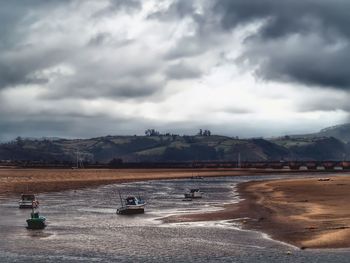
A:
[[163, 173, 350, 249], [0, 167, 278, 196], [238, 176, 350, 249], [1, 167, 339, 197]]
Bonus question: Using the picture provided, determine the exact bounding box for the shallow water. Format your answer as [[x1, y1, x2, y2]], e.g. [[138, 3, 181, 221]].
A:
[[1, 174, 350, 262]]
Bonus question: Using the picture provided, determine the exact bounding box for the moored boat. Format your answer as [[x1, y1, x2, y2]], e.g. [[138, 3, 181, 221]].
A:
[[191, 176, 204, 180], [184, 188, 202, 199], [117, 195, 146, 215], [19, 194, 39, 209], [26, 206, 46, 230]]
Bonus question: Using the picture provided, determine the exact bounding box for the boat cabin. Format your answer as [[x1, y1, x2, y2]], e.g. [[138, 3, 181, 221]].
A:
[[19, 194, 39, 209], [184, 188, 202, 199], [21, 194, 35, 201], [117, 195, 146, 215], [126, 196, 138, 205]]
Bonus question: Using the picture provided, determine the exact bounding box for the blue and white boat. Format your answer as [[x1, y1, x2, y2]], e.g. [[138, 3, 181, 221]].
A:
[[117, 194, 146, 215]]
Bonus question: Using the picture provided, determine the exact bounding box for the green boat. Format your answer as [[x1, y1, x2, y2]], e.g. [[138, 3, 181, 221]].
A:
[[26, 207, 46, 230]]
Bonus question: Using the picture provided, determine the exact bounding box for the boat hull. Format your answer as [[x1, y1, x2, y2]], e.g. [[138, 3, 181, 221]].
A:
[[19, 203, 38, 209], [26, 218, 46, 229], [184, 194, 202, 199], [19, 199, 39, 209], [117, 207, 145, 215]]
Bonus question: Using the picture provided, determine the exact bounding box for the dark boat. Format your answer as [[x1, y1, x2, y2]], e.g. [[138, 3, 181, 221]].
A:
[[26, 206, 46, 230], [19, 194, 39, 209], [117, 194, 146, 215]]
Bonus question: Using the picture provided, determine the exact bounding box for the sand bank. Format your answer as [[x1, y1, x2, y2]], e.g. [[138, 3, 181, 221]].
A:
[[0, 168, 262, 196], [240, 176, 350, 249], [164, 174, 350, 249]]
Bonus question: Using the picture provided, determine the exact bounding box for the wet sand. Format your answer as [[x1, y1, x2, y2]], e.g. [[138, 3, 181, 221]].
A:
[[3, 168, 350, 249], [164, 174, 350, 249]]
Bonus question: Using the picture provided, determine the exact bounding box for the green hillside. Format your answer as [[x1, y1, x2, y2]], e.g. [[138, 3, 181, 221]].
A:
[[1, 130, 348, 162]]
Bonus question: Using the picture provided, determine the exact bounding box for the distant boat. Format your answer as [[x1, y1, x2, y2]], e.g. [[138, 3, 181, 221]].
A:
[[116, 193, 146, 215], [318, 178, 330, 181], [19, 194, 39, 209], [26, 205, 46, 230], [184, 188, 202, 199]]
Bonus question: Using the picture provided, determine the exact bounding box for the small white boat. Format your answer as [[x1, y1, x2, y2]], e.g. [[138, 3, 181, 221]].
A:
[[117, 195, 146, 215], [19, 194, 39, 209], [190, 176, 204, 180], [184, 188, 202, 199]]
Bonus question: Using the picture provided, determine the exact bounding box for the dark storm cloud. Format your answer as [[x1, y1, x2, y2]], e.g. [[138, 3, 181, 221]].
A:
[[0, 0, 75, 90], [165, 61, 202, 80], [0, 112, 145, 141], [87, 32, 113, 46], [164, 36, 206, 60], [150, 1, 220, 62], [0, 1, 70, 49], [214, 0, 350, 39], [0, 47, 72, 90], [92, 0, 142, 18], [1, 0, 347, 140], [87, 32, 134, 47], [46, 76, 163, 99], [108, 0, 141, 10], [245, 42, 350, 89], [295, 90, 350, 113], [0, 0, 164, 99], [213, 0, 350, 90], [40, 49, 167, 100], [148, 0, 195, 21]]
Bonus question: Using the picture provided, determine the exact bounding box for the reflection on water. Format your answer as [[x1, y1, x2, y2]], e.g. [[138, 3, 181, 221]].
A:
[[0, 174, 350, 262]]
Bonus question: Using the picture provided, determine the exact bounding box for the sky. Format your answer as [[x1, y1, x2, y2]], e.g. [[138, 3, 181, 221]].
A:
[[0, 0, 349, 140]]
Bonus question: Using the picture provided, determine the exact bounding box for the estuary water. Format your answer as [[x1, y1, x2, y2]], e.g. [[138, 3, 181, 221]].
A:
[[0, 174, 350, 262]]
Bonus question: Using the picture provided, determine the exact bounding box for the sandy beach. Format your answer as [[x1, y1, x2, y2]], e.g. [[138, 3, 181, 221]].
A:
[[239, 176, 350, 249], [0, 168, 260, 196]]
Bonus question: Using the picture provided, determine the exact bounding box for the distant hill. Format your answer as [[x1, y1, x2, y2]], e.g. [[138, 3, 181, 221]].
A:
[[288, 123, 350, 143], [270, 136, 347, 160], [1, 126, 349, 162], [314, 123, 350, 143], [0, 135, 290, 163]]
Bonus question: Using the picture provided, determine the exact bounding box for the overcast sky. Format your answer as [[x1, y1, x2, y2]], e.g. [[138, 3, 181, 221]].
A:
[[0, 0, 349, 140]]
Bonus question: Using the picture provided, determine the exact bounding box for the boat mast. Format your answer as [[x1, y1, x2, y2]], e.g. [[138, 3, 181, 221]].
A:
[[76, 150, 79, 168], [118, 191, 124, 207], [238, 152, 241, 168], [75, 150, 84, 169]]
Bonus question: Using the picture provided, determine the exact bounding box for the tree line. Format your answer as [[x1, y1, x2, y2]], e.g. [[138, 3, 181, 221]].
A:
[[145, 129, 212, 137]]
